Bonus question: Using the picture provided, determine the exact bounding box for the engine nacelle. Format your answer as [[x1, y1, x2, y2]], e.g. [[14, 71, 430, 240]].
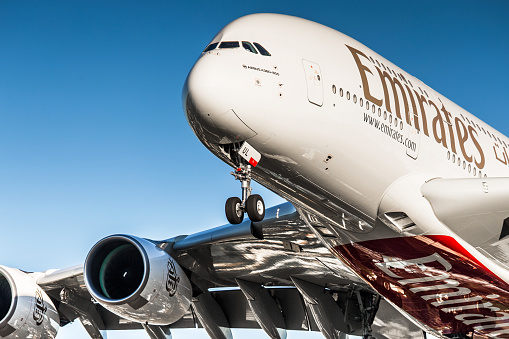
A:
[[84, 234, 192, 325], [0, 266, 59, 339]]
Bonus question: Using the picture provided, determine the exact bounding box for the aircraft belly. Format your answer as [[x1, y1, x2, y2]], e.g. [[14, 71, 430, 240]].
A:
[[334, 235, 509, 337]]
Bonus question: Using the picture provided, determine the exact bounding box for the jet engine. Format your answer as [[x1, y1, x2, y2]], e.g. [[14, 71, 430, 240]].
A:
[[0, 266, 59, 339], [84, 234, 192, 325]]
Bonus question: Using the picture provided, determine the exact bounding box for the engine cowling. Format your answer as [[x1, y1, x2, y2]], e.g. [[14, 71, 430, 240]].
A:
[[84, 234, 192, 325], [0, 266, 59, 339]]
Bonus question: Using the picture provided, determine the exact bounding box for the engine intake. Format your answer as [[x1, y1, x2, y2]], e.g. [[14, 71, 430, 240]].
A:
[[84, 235, 192, 325], [86, 238, 147, 303], [0, 273, 12, 325]]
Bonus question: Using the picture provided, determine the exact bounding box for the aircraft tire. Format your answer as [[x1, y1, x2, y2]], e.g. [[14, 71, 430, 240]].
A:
[[246, 194, 265, 222], [225, 197, 244, 224]]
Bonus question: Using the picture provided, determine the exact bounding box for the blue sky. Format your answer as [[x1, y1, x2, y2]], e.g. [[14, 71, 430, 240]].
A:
[[1, 1, 508, 338]]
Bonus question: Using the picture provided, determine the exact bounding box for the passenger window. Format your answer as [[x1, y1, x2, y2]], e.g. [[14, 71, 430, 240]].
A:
[[253, 42, 271, 56], [219, 41, 240, 49], [203, 42, 218, 53], [242, 41, 258, 54]]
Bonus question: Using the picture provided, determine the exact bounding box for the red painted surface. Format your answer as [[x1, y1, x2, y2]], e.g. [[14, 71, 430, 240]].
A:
[[249, 157, 258, 167], [334, 236, 509, 337]]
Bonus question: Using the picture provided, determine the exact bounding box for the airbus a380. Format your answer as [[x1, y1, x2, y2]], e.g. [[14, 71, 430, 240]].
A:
[[1, 13, 508, 339]]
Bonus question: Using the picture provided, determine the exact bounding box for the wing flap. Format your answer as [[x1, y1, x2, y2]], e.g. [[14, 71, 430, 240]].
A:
[[208, 288, 424, 339]]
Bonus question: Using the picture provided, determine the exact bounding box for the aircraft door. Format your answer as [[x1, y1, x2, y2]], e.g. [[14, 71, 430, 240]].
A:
[[302, 60, 323, 106]]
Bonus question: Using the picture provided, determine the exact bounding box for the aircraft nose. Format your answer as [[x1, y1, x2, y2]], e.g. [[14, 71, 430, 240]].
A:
[[183, 55, 257, 144], [183, 55, 230, 118]]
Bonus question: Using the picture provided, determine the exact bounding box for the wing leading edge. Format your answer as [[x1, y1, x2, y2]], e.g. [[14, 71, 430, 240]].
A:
[[1, 203, 426, 339]]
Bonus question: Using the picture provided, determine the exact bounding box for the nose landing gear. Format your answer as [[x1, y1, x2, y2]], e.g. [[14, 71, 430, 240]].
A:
[[225, 164, 265, 224]]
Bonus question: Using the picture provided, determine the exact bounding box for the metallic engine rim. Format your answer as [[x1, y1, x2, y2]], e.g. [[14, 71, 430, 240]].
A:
[[84, 235, 150, 306]]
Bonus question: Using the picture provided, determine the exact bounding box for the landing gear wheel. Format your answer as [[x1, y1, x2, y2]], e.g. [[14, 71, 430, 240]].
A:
[[225, 197, 244, 224], [246, 194, 265, 222]]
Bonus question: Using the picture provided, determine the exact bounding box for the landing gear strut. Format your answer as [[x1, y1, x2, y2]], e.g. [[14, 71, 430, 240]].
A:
[[225, 164, 265, 224]]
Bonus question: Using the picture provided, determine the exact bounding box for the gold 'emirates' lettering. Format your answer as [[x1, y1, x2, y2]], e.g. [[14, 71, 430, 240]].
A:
[[375, 66, 410, 124], [469, 126, 485, 169], [455, 117, 472, 163], [347, 45, 382, 107], [346, 45, 485, 169], [430, 101, 447, 149], [442, 105, 457, 154], [413, 90, 430, 137]]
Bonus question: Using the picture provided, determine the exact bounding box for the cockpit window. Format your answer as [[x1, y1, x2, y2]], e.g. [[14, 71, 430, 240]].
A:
[[253, 42, 271, 56], [242, 41, 258, 54], [203, 42, 218, 53], [219, 41, 240, 49], [205, 40, 270, 56]]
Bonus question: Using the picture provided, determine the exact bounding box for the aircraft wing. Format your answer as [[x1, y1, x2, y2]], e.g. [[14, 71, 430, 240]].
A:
[[1, 203, 426, 339]]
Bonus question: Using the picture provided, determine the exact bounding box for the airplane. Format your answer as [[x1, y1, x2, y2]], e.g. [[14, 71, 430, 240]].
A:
[[1, 12, 508, 339]]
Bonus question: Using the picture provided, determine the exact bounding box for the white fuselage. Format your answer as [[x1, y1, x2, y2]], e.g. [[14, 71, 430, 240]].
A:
[[184, 13, 506, 217], [183, 14, 509, 337]]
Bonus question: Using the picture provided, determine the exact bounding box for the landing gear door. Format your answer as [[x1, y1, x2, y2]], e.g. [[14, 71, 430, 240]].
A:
[[302, 60, 323, 107]]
